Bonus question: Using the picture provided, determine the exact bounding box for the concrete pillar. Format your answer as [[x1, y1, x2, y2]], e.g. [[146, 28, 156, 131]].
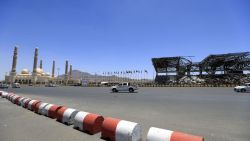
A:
[[52, 60, 55, 77], [40, 60, 43, 69], [69, 65, 72, 79]]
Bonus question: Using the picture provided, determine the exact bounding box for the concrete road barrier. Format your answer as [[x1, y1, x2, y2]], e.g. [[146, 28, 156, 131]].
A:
[[7, 93, 14, 100], [101, 117, 141, 141], [33, 101, 42, 113], [10, 95, 17, 102], [38, 102, 49, 114], [8, 93, 16, 100], [1, 91, 8, 98], [14, 96, 22, 105], [146, 127, 204, 141], [56, 107, 78, 125], [17, 97, 26, 105], [42, 104, 54, 116], [20, 98, 30, 107], [23, 99, 32, 108], [12, 95, 20, 104], [10, 94, 17, 102], [48, 105, 63, 118], [74, 111, 104, 135], [28, 100, 39, 110]]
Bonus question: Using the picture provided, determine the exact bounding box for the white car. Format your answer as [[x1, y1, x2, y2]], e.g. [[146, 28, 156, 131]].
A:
[[12, 83, 21, 88], [111, 82, 138, 93], [234, 83, 250, 92]]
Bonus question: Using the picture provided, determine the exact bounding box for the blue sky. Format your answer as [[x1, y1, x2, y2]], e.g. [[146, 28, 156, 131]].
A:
[[0, 0, 249, 80]]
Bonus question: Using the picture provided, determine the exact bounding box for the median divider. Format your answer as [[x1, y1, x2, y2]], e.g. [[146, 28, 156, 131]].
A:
[[1, 92, 205, 141], [48, 105, 63, 119], [74, 111, 104, 135], [21, 98, 30, 107], [42, 104, 55, 116], [14, 96, 22, 105], [17, 97, 26, 106], [38, 102, 49, 114], [101, 117, 141, 141], [28, 100, 39, 110], [0, 91, 8, 98], [24, 99, 32, 108], [146, 127, 204, 141], [56, 106, 78, 125]]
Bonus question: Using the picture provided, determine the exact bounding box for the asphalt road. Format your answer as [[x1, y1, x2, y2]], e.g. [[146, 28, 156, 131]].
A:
[[1, 87, 250, 141]]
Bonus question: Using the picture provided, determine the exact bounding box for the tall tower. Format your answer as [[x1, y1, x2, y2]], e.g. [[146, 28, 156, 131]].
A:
[[32, 48, 38, 84], [69, 64, 72, 79], [9, 46, 18, 83], [52, 60, 55, 78], [33, 48, 38, 74], [40, 60, 43, 69], [64, 60, 69, 85]]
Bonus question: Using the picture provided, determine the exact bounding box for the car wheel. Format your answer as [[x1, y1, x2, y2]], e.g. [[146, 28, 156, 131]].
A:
[[241, 89, 246, 92], [112, 88, 117, 93], [129, 88, 134, 93]]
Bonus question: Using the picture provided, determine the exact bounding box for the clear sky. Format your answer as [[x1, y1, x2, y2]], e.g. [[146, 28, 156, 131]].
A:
[[0, 0, 249, 80]]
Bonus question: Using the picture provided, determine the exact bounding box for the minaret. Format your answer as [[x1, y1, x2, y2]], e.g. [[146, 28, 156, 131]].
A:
[[32, 48, 38, 84], [52, 60, 55, 77], [64, 60, 69, 84], [40, 60, 43, 69], [10, 46, 18, 83], [69, 64, 72, 79], [33, 48, 38, 74], [11, 46, 18, 75]]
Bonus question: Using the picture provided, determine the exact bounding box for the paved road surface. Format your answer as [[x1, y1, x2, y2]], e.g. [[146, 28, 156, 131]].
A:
[[1, 87, 250, 141]]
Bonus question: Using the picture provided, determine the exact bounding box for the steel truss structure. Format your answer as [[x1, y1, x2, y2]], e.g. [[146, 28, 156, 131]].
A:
[[152, 52, 250, 84]]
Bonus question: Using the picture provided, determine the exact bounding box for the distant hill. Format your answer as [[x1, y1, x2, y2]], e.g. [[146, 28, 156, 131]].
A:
[[59, 70, 151, 82], [59, 70, 92, 79]]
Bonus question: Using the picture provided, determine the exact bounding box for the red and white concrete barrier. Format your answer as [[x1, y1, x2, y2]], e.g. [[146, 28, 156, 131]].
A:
[[33, 101, 43, 113], [17, 97, 26, 105], [38, 103, 49, 114], [10, 94, 17, 102], [14, 96, 22, 105], [101, 117, 141, 141], [146, 127, 204, 141], [12, 95, 20, 104], [9, 93, 16, 101], [20, 98, 30, 107], [32, 101, 42, 112], [0, 91, 8, 98], [74, 111, 104, 134], [7, 93, 13, 100], [56, 106, 78, 125], [10, 95, 17, 103], [23, 99, 32, 108], [42, 104, 54, 116], [28, 100, 40, 110], [47, 105, 62, 118]]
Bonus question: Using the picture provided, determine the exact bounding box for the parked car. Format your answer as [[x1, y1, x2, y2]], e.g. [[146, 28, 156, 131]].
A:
[[12, 83, 21, 88], [111, 82, 138, 93], [234, 83, 250, 92], [0, 84, 9, 89]]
